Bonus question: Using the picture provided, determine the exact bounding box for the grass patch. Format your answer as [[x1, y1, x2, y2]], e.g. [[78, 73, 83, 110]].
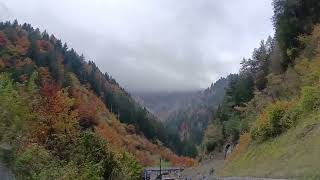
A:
[[219, 111, 320, 179]]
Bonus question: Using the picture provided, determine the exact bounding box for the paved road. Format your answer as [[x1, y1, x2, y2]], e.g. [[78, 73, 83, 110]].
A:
[[215, 178, 288, 180], [178, 177, 288, 180], [0, 162, 14, 180], [174, 177, 288, 180]]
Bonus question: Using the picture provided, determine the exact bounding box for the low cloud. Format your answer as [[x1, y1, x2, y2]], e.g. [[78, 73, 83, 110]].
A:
[[1, 0, 274, 92]]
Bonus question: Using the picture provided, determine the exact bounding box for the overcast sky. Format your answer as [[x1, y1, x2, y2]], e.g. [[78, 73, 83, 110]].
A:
[[1, 0, 274, 92]]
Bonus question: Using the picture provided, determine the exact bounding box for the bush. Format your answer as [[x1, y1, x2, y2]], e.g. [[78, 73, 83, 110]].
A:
[[300, 86, 320, 112], [251, 101, 294, 141], [74, 131, 121, 179], [74, 131, 142, 180], [14, 145, 64, 179], [12, 132, 142, 180], [280, 102, 301, 129], [251, 112, 272, 141], [268, 102, 288, 135], [118, 152, 143, 180]]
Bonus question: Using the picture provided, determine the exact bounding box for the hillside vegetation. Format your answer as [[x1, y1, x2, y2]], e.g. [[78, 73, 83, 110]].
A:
[[220, 25, 320, 178], [200, 0, 320, 178], [0, 21, 195, 179]]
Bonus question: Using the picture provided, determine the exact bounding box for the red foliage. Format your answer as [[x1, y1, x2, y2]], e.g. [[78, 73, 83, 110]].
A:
[[40, 83, 60, 97], [96, 123, 124, 147], [32, 87, 79, 145], [15, 36, 30, 55], [37, 40, 52, 52]]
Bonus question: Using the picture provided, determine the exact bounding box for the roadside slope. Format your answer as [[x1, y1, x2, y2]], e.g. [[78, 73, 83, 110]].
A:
[[220, 111, 320, 179]]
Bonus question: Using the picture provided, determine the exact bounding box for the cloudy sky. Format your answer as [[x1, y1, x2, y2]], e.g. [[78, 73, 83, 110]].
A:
[[1, 0, 274, 92]]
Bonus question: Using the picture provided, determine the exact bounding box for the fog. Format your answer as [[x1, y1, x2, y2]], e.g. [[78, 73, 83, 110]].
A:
[[1, 0, 274, 92]]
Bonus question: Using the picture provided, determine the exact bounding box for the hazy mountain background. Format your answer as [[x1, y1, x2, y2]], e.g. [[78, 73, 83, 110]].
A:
[[133, 77, 230, 154]]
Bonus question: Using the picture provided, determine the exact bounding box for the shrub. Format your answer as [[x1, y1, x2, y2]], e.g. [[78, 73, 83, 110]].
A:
[[251, 101, 294, 141], [268, 102, 288, 135], [251, 112, 272, 141], [280, 102, 301, 129], [300, 86, 320, 112], [118, 152, 143, 180], [14, 145, 63, 179], [74, 131, 121, 179]]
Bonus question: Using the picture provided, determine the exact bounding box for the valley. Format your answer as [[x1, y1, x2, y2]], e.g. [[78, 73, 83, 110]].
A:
[[1, 0, 320, 179]]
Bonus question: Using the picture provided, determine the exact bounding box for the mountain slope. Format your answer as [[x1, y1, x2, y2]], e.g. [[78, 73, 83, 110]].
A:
[[200, 0, 320, 178], [5, 20, 187, 155], [133, 91, 197, 122], [0, 21, 195, 179], [221, 111, 320, 178], [165, 77, 230, 145], [219, 24, 320, 178]]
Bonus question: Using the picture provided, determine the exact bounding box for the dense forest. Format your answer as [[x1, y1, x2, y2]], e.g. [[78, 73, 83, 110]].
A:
[[0, 20, 195, 179], [201, 0, 320, 177]]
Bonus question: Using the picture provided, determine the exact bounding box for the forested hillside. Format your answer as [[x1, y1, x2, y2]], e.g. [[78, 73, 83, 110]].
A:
[[3, 20, 192, 156], [164, 77, 230, 156], [201, 0, 320, 178], [0, 21, 195, 179], [134, 77, 229, 157]]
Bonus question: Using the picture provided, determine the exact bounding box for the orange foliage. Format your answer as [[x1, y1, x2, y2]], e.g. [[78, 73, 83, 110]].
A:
[[32, 85, 79, 144], [34, 69, 196, 168], [170, 156, 196, 167], [94, 111, 197, 167], [37, 40, 52, 52], [15, 35, 30, 55], [95, 116, 196, 167], [96, 123, 124, 147], [38, 67, 52, 84], [73, 89, 99, 123], [40, 82, 60, 97], [224, 133, 251, 165]]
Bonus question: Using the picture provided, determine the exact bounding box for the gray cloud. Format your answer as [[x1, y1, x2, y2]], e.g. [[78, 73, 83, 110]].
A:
[[1, 0, 274, 92]]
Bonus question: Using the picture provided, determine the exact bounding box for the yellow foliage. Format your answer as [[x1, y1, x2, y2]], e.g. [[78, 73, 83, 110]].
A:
[[251, 101, 292, 141]]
